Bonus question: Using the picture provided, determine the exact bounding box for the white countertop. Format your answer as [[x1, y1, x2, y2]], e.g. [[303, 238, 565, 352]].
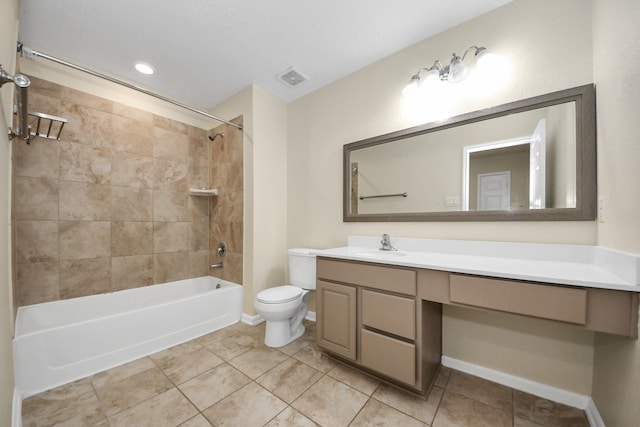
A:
[[313, 236, 640, 292]]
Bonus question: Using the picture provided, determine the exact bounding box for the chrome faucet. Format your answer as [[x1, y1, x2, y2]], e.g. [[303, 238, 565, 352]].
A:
[[379, 234, 397, 251]]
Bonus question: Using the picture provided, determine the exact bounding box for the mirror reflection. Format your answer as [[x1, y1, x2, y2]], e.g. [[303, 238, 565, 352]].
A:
[[344, 85, 595, 222]]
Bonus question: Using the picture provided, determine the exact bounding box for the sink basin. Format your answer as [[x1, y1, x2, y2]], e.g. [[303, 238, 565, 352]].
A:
[[352, 250, 407, 258]]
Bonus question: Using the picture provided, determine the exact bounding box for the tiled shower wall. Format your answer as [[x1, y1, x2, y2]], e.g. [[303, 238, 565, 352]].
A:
[[12, 76, 221, 306], [208, 119, 243, 285]]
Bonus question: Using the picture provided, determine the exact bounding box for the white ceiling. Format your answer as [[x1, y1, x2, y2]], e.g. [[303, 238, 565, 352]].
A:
[[18, 0, 511, 110]]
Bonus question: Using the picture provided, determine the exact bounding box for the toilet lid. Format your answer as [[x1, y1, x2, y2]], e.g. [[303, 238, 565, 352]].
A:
[[256, 285, 303, 304]]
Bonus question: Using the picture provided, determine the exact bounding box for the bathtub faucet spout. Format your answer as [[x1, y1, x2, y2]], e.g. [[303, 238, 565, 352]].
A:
[[210, 263, 224, 269]]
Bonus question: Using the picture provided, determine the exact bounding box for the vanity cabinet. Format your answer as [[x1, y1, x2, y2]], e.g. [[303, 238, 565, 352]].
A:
[[316, 254, 639, 396], [316, 257, 442, 394]]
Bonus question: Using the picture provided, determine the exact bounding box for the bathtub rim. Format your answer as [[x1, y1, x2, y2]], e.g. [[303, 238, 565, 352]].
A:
[[15, 276, 239, 338]]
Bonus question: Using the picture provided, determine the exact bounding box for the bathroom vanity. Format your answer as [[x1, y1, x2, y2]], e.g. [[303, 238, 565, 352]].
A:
[[315, 236, 640, 395]]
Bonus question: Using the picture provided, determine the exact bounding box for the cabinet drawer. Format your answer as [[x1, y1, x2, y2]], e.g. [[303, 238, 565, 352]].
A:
[[317, 258, 416, 295], [362, 290, 415, 340], [450, 274, 587, 325], [361, 329, 415, 386]]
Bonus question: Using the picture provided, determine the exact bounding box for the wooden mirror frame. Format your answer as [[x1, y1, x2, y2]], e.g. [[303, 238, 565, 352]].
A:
[[343, 84, 596, 222]]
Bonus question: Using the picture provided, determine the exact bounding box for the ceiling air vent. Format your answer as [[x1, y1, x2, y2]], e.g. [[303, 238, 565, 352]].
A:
[[276, 67, 308, 87]]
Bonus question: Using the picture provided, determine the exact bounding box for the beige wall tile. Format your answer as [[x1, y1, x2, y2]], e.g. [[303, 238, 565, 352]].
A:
[[113, 103, 153, 123], [153, 127, 188, 163], [212, 191, 243, 223], [210, 165, 225, 191], [16, 220, 59, 264], [190, 219, 209, 251], [188, 167, 209, 190], [210, 251, 242, 284], [14, 138, 60, 179], [154, 252, 190, 284], [111, 151, 154, 189], [112, 115, 154, 156], [16, 262, 59, 305], [59, 257, 111, 299], [154, 115, 188, 134], [59, 221, 110, 260], [111, 222, 153, 256], [188, 129, 209, 190], [28, 76, 61, 99], [153, 159, 188, 192], [154, 222, 189, 253], [14, 176, 59, 220], [210, 136, 231, 165], [111, 187, 153, 221], [225, 161, 243, 192], [188, 197, 209, 220], [12, 78, 222, 303], [29, 91, 61, 117], [211, 221, 242, 253], [111, 255, 154, 291], [61, 101, 113, 148], [59, 141, 111, 184], [59, 181, 111, 220], [153, 191, 189, 221], [61, 87, 113, 113], [189, 250, 209, 277]]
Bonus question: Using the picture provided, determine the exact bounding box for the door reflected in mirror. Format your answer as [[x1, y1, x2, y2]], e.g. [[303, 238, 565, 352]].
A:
[[344, 85, 595, 222]]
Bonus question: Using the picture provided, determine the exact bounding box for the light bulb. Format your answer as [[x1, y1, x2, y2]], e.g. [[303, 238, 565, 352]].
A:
[[447, 55, 468, 83], [134, 62, 155, 75], [402, 74, 421, 98]]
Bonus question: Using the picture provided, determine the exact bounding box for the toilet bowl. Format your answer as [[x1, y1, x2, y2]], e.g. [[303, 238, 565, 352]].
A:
[[254, 249, 316, 347]]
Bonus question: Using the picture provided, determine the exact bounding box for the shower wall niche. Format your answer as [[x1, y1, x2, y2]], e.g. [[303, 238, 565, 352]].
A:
[[12, 76, 217, 306]]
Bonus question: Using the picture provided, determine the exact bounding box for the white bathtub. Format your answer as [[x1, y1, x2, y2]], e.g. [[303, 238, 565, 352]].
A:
[[13, 276, 242, 397]]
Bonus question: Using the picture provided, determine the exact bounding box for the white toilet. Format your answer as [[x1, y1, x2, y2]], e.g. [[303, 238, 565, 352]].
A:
[[254, 248, 316, 347]]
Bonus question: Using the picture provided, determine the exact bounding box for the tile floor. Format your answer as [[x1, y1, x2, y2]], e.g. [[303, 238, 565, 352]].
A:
[[21, 321, 590, 426]]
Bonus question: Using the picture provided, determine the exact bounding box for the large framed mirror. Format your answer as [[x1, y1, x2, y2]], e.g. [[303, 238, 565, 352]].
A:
[[343, 84, 596, 222]]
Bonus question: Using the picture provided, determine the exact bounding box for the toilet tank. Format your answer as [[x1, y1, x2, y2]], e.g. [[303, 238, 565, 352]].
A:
[[288, 248, 317, 290]]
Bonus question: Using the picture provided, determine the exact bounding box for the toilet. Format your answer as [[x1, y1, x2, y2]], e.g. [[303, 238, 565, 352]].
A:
[[254, 248, 316, 347]]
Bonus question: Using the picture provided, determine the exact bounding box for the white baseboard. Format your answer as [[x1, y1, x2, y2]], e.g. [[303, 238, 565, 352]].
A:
[[12, 388, 22, 427], [441, 356, 603, 426], [305, 311, 316, 322], [241, 313, 263, 326], [585, 397, 605, 427]]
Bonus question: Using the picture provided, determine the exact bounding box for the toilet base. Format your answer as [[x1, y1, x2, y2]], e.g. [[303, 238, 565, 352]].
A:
[[262, 294, 309, 348], [264, 321, 305, 347]]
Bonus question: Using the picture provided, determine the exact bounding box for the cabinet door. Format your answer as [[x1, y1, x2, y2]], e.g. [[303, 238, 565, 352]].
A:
[[316, 280, 357, 360]]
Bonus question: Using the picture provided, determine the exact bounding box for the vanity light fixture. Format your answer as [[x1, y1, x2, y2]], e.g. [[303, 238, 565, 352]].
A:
[[134, 61, 155, 75], [402, 46, 489, 96]]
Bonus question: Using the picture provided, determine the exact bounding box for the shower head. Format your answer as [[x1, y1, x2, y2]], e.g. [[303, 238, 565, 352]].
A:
[[208, 133, 224, 141]]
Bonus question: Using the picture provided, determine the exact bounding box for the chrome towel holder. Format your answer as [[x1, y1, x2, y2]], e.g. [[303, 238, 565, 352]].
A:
[[359, 192, 408, 201], [1, 63, 68, 144]]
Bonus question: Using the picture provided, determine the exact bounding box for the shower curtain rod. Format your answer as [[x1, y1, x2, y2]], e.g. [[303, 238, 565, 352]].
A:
[[17, 43, 242, 130]]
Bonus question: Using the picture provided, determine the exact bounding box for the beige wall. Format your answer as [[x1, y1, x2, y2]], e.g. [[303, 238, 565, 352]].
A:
[[288, 0, 595, 247], [591, 0, 640, 425], [1, 0, 19, 423], [288, 0, 597, 394]]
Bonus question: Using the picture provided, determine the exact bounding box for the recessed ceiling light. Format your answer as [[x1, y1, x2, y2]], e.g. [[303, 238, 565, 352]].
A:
[[134, 62, 155, 75]]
